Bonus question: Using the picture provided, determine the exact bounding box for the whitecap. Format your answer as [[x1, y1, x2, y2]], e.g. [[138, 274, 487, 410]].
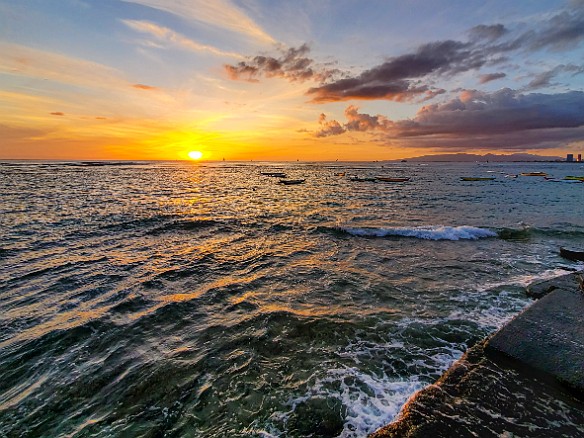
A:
[[341, 225, 497, 240]]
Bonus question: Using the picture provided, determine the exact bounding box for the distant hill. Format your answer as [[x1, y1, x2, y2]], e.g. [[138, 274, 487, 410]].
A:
[[403, 153, 563, 162]]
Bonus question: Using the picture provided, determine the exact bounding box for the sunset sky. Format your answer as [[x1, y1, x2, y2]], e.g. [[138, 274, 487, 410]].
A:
[[1, 0, 584, 161]]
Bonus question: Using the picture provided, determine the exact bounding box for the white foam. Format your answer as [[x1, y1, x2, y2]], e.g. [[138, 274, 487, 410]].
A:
[[477, 268, 575, 290], [341, 225, 497, 240], [447, 289, 530, 330], [279, 367, 425, 438]]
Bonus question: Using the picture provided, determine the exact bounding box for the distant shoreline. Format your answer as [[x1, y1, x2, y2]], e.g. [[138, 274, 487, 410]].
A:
[[0, 158, 582, 164]]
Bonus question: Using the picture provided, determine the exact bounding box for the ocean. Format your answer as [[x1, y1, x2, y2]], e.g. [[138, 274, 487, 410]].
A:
[[1, 160, 583, 437]]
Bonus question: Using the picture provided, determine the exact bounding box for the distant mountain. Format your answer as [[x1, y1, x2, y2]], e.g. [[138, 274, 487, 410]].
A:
[[403, 153, 563, 162]]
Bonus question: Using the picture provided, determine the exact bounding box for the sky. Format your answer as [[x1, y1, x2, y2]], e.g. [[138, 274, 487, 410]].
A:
[[1, 0, 584, 161]]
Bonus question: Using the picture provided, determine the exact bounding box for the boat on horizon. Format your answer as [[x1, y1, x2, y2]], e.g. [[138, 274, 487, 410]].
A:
[[278, 179, 305, 185], [261, 171, 287, 178], [520, 172, 547, 177], [376, 177, 411, 182], [349, 176, 377, 182]]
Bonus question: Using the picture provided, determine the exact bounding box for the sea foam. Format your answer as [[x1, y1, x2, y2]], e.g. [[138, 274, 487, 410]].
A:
[[340, 225, 497, 240]]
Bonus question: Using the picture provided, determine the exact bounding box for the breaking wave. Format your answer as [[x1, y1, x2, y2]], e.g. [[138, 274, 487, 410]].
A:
[[330, 225, 497, 240]]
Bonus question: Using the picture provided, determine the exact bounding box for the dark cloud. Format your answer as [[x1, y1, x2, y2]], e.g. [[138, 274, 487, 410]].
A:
[[408, 89, 584, 135], [225, 44, 338, 83], [468, 24, 508, 41], [307, 40, 485, 102], [479, 72, 506, 84], [50, 111, 65, 116], [314, 89, 584, 150]]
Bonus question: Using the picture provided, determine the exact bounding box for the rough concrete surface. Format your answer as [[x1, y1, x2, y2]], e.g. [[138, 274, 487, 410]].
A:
[[487, 287, 584, 391], [370, 271, 584, 438]]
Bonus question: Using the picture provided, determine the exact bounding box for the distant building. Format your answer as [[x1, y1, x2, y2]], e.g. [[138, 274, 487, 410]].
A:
[[579, 154, 582, 162], [567, 154, 574, 162]]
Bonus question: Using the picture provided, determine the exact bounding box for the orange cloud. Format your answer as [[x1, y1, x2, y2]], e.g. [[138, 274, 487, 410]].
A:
[[132, 84, 158, 90]]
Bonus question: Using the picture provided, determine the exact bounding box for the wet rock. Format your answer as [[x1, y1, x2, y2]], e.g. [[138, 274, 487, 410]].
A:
[[371, 273, 584, 437], [526, 271, 583, 299], [369, 342, 584, 438], [488, 287, 584, 392]]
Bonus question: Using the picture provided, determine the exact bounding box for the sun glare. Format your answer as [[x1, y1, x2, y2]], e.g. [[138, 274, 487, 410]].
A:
[[188, 150, 203, 160]]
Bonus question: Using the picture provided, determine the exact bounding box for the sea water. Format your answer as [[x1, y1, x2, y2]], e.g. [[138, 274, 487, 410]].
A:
[[1, 160, 583, 437]]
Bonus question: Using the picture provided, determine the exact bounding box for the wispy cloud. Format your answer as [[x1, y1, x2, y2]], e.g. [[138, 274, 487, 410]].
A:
[[0, 43, 184, 122], [122, 19, 243, 58], [0, 42, 125, 90], [523, 64, 584, 90], [121, 0, 275, 44]]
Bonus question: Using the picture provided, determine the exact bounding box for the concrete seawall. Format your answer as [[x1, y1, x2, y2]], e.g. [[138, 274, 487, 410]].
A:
[[370, 271, 584, 437]]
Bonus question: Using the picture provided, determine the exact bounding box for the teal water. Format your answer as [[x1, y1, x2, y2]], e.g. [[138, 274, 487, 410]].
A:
[[1, 161, 583, 437]]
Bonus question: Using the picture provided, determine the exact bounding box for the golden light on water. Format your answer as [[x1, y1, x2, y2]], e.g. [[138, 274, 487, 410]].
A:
[[188, 150, 203, 160]]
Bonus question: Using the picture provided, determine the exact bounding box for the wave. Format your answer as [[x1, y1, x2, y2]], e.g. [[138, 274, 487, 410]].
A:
[[496, 225, 584, 241], [324, 225, 497, 241], [320, 224, 584, 241]]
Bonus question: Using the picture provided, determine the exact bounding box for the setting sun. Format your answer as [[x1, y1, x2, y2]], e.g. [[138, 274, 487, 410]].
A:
[[188, 150, 203, 160]]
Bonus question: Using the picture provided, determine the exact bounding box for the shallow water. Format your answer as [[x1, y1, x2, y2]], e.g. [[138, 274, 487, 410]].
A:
[[1, 160, 583, 437]]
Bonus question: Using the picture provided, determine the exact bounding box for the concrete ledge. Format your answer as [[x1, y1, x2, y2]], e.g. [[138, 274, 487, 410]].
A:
[[370, 271, 584, 437], [487, 287, 584, 391]]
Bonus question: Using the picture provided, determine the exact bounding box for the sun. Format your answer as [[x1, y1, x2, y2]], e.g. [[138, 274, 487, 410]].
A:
[[188, 150, 203, 160]]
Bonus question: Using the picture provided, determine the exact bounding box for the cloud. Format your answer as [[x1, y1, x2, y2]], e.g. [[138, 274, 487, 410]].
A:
[[468, 24, 508, 41], [314, 89, 584, 150], [225, 44, 338, 83], [520, 5, 584, 51], [410, 89, 584, 134], [306, 40, 488, 103], [50, 111, 65, 116], [523, 64, 584, 90], [0, 124, 45, 140], [304, 3, 584, 103], [0, 42, 125, 90], [344, 105, 393, 132], [479, 72, 506, 84], [132, 83, 158, 90], [315, 113, 345, 137], [122, 19, 243, 58], [121, 0, 275, 44]]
